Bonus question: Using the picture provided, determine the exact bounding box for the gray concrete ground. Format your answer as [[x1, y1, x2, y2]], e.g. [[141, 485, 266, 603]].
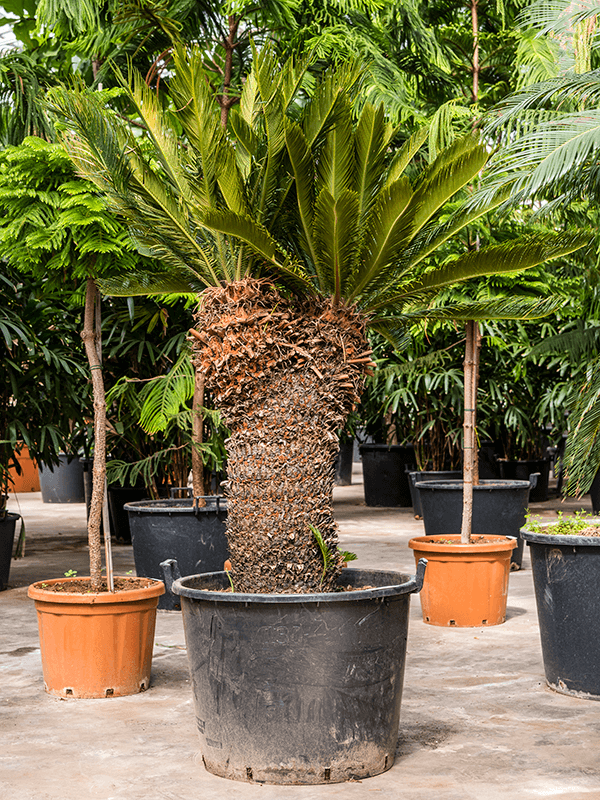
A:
[[2, 466, 600, 800]]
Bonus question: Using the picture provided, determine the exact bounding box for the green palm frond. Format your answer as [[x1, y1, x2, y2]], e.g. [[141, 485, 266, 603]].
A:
[[138, 350, 195, 434], [563, 355, 600, 496], [397, 232, 592, 301]]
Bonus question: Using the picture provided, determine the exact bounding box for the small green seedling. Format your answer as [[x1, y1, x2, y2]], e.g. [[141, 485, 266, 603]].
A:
[[309, 524, 357, 587], [64, 569, 77, 578]]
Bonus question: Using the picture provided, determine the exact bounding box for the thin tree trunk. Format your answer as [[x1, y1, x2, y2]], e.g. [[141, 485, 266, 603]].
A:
[[81, 279, 107, 590], [192, 369, 206, 501], [461, 320, 481, 543], [471, 0, 479, 105], [219, 16, 240, 128]]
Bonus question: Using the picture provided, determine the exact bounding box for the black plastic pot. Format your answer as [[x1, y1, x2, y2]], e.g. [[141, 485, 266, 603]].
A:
[[0, 512, 20, 590], [163, 560, 427, 784], [334, 441, 354, 486], [359, 444, 415, 507], [39, 454, 84, 503], [499, 458, 551, 502], [522, 525, 600, 699], [589, 468, 600, 514], [107, 486, 149, 543], [415, 478, 536, 569], [408, 471, 462, 518], [125, 497, 228, 610]]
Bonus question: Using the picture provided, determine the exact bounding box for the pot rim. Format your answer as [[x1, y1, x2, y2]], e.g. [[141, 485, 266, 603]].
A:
[[124, 496, 227, 514], [169, 563, 427, 604], [0, 512, 21, 522], [27, 575, 165, 604], [414, 479, 531, 491], [408, 534, 517, 554]]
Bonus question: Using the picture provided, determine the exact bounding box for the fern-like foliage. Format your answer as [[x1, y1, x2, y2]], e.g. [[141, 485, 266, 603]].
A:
[[49, 45, 590, 346]]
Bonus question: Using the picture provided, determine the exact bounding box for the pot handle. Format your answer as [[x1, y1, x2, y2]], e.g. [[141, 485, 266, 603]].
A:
[[160, 558, 182, 597], [528, 472, 540, 490], [403, 557, 427, 594]]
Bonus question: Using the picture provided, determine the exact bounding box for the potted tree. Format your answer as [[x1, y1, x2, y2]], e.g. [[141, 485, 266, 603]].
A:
[[408, 310, 561, 621], [52, 46, 587, 780], [0, 137, 165, 697]]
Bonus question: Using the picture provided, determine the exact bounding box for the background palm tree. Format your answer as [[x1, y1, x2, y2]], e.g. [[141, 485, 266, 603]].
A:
[[49, 46, 588, 593]]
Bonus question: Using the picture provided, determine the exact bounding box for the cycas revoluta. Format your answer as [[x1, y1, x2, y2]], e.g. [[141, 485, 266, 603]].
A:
[[49, 46, 589, 593]]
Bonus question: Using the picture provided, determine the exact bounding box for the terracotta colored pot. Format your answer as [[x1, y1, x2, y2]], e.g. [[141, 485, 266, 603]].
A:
[[8, 446, 40, 493], [28, 577, 164, 698], [408, 535, 516, 627]]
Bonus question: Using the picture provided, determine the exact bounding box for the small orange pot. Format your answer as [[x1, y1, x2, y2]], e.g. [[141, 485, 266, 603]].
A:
[[28, 577, 164, 698], [408, 535, 516, 627]]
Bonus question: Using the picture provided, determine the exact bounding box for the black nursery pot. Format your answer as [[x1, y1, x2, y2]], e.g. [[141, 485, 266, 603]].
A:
[[359, 444, 415, 507], [0, 512, 20, 590], [125, 497, 228, 610], [164, 561, 426, 785], [408, 471, 462, 517], [522, 526, 600, 699], [415, 479, 534, 569], [499, 459, 551, 502], [334, 441, 354, 486]]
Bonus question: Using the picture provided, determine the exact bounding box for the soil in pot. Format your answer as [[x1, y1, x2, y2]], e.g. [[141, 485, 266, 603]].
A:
[[408, 534, 516, 627], [166, 561, 426, 784]]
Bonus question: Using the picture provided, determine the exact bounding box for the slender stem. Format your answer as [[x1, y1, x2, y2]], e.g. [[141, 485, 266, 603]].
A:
[[219, 16, 240, 128], [461, 320, 477, 544], [81, 279, 107, 590], [471, 0, 479, 105], [192, 369, 206, 501]]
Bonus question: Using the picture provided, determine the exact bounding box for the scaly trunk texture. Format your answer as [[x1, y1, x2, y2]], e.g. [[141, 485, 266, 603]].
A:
[[192, 279, 373, 594]]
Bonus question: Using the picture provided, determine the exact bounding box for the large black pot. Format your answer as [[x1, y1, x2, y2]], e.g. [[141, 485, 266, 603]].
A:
[[408, 471, 462, 518], [499, 458, 551, 502], [125, 497, 228, 610], [522, 525, 600, 699], [359, 444, 415, 507], [163, 560, 426, 784], [415, 478, 536, 569], [39, 454, 84, 503], [0, 512, 20, 590]]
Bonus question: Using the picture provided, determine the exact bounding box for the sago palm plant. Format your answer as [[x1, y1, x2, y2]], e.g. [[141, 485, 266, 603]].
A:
[[49, 46, 588, 593]]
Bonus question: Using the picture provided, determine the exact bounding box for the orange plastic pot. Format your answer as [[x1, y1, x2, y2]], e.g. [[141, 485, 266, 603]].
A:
[[8, 446, 40, 493], [28, 577, 164, 698], [408, 535, 516, 627]]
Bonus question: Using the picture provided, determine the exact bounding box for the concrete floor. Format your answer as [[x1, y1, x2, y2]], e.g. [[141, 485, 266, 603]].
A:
[[3, 467, 600, 800]]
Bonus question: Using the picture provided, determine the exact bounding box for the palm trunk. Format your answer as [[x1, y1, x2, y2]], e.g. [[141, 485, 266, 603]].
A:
[[81, 278, 108, 590], [192, 279, 371, 593]]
